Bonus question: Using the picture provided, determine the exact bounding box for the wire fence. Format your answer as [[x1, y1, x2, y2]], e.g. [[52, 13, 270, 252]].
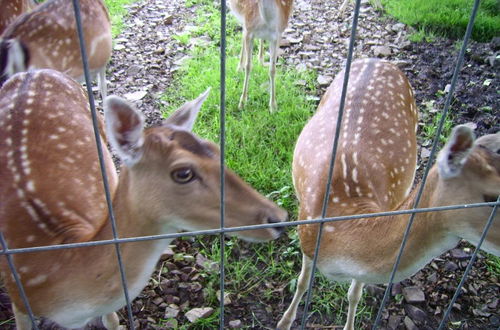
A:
[[0, 0, 498, 329]]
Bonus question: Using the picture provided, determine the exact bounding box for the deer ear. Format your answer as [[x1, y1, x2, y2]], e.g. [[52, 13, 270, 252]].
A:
[[437, 125, 475, 179], [104, 96, 145, 167], [163, 88, 210, 131]]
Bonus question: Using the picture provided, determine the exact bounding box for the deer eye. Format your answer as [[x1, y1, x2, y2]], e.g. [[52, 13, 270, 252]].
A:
[[171, 167, 196, 184]]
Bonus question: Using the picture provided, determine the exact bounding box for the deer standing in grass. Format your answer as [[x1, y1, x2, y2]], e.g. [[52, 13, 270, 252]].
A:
[[277, 58, 500, 329], [0, 0, 37, 35], [0, 69, 287, 329], [0, 0, 111, 99], [228, 0, 294, 112]]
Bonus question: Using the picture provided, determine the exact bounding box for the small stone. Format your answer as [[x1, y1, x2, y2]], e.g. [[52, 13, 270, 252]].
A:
[[373, 45, 392, 57], [317, 75, 332, 86], [403, 316, 418, 330], [124, 91, 147, 101], [405, 304, 428, 323], [164, 15, 174, 25], [450, 248, 470, 259], [185, 307, 214, 323], [229, 319, 243, 328], [402, 286, 425, 303], [164, 306, 179, 319], [216, 290, 232, 305], [491, 36, 500, 51], [388, 315, 402, 329]]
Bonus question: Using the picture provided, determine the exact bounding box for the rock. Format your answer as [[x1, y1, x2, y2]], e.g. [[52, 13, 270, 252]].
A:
[[317, 75, 332, 86], [491, 37, 500, 51], [229, 319, 243, 328], [164, 15, 174, 25], [388, 315, 402, 329], [216, 290, 232, 305], [124, 91, 148, 101], [164, 305, 179, 318], [403, 316, 418, 330], [185, 307, 214, 323], [402, 286, 425, 303], [450, 248, 470, 259], [373, 45, 392, 57], [405, 304, 428, 323], [443, 261, 458, 271]]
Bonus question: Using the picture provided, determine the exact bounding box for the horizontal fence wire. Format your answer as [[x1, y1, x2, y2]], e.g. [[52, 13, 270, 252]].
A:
[[1, 0, 498, 328], [300, 0, 362, 328], [372, 0, 483, 327], [0, 202, 497, 256]]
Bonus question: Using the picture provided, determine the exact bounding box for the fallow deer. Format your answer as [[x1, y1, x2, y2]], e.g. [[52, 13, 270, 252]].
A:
[[277, 58, 499, 329], [0, 0, 37, 35], [228, 0, 294, 112], [0, 69, 287, 329], [0, 0, 111, 99]]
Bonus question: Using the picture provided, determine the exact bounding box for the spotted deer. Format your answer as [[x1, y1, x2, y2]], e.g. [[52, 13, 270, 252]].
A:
[[228, 0, 294, 112], [0, 69, 287, 329], [0, 0, 111, 99], [0, 0, 37, 35], [277, 58, 500, 329]]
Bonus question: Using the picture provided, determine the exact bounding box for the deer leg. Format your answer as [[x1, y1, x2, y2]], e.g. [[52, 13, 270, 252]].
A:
[[268, 38, 279, 112], [97, 66, 107, 101], [102, 312, 120, 330], [13, 304, 33, 330], [276, 254, 313, 330], [237, 31, 247, 72], [258, 39, 266, 66], [343, 279, 364, 330], [238, 30, 253, 110]]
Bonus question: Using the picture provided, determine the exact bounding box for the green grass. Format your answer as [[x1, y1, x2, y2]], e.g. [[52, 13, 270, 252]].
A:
[[161, 2, 317, 213], [104, 0, 136, 37], [382, 0, 500, 42]]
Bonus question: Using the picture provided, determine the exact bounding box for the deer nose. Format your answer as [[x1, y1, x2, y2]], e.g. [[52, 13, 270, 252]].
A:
[[267, 217, 285, 236]]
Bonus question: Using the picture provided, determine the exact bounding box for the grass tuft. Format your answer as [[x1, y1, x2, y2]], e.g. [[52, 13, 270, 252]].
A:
[[382, 0, 500, 42]]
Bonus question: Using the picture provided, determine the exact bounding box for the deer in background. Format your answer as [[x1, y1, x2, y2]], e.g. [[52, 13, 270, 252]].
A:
[[0, 69, 287, 329], [0, 0, 111, 100], [277, 58, 499, 329], [228, 0, 294, 112], [0, 0, 37, 35]]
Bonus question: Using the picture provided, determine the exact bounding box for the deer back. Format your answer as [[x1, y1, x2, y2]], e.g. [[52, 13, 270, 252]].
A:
[[0, 0, 111, 84], [0, 0, 36, 35], [0, 69, 117, 248], [294, 58, 418, 221]]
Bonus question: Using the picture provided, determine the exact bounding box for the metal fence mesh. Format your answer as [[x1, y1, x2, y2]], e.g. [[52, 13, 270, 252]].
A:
[[0, 0, 498, 329]]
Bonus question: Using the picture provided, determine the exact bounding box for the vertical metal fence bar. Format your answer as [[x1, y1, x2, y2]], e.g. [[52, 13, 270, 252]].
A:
[[438, 196, 499, 329], [0, 233, 38, 329], [219, 0, 227, 328], [372, 0, 482, 327], [70, 0, 135, 327], [299, 1, 362, 328]]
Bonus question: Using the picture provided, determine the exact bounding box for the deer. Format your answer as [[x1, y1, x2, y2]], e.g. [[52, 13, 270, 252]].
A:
[[277, 58, 499, 330], [0, 69, 287, 329], [0, 0, 37, 35], [0, 0, 111, 100], [228, 0, 294, 112]]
